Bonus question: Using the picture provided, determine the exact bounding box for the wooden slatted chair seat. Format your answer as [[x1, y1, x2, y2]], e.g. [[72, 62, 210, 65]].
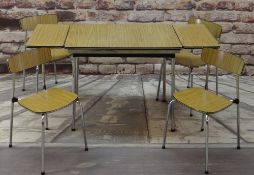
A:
[[50, 48, 71, 61], [19, 88, 77, 113], [174, 87, 232, 114], [175, 50, 204, 67]]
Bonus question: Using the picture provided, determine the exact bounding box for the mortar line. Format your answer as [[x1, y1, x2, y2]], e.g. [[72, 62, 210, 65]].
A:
[[140, 75, 151, 144]]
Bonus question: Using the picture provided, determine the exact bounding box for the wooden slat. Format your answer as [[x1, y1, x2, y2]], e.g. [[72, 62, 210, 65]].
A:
[[65, 24, 182, 49], [173, 24, 219, 49], [26, 24, 70, 47], [18, 88, 77, 113], [174, 87, 232, 114], [188, 18, 222, 39], [20, 14, 58, 31], [8, 48, 52, 73], [201, 48, 245, 75]]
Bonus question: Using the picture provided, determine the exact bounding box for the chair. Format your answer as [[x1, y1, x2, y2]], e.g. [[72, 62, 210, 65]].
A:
[[20, 14, 71, 91], [162, 48, 245, 174], [156, 18, 222, 105], [8, 48, 88, 175]]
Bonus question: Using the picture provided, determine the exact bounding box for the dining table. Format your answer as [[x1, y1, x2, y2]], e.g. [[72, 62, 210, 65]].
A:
[[26, 23, 219, 130]]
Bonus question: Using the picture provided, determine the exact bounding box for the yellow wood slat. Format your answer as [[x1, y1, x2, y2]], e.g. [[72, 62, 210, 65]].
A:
[[188, 18, 222, 39], [8, 48, 52, 73], [174, 87, 232, 114], [65, 24, 182, 49], [26, 24, 70, 47], [50, 48, 71, 61], [20, 14, 58, 31], [173, 24, 219, 48], [18, 88, 78, 113], [201, 48, 245, 75], [175, 50, 204, 67]]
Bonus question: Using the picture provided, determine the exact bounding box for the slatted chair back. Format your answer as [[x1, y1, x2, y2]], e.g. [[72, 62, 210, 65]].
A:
[[201, 48, 245, 75], [20, 14, 58, 31], [8, 48, 52, 73], [188, 18, 222, 39]]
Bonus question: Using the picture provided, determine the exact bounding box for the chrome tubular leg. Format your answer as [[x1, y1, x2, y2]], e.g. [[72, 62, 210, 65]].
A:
[[201, 114, 205, 131], [187, 67, 192, 88], [41, 114, 46, 175], [171, 57, 176, 100], [22, 70, 26, 91], [171, 100, 176, 132], [72, 57, 78, 131], [45, 114, 49, 130], [215, 67, 218, 95], [162, 100, 175, 149], [189, 74, 193, 117], [54, 62, 58, 84], [42, 64, 46, 90], [9, 102, 14, 148], [156, 62, 163, 101], [205, 114, 209, 174], [77, 101, 88, 151], [236, 75, 240, 149], [162, 58, 167, 102], [36, 66, 39, 93]]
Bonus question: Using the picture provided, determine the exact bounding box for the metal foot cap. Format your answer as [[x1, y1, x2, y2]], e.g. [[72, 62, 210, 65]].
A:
[[22, 89, 26, 91], [171, 129, 176, 132], [162, 146, 165, 149], [85, 148, 88, 151], [155, 98, 159, 101], [9, 144, 12, 148], [46, 128, 49, 130], [55, 81, 58, 84], [162, 100, 167, 102], [189, 114, 193, 117], [71, 128, 76, 131], [237, 146, 241, 150], [41, 172, 45, 175], [205, 170, 209, 174], [201, 128, 204, 132]]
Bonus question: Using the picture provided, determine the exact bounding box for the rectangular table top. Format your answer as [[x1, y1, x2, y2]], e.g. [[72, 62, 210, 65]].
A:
[[26, 24, 70, 47], [173, 24, 219, 49], [65, 24, 182, 49]]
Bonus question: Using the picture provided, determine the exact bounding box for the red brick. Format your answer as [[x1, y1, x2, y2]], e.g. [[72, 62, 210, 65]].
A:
[[216, 1, 235, 10], [57, 0, 75, 10], [87, 10, 127, 21], [96, 0, 115, 10], [77, 0, 96, 9], [0, 0, 15, 9], [36, 0, 56, 10], [127, 11, 164, 22], [136, 0, 176, 10]]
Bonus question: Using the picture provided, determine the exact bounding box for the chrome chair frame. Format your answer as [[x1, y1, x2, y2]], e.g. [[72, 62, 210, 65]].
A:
[[8, 49, 88, 175], [162, 49, 242, 174]]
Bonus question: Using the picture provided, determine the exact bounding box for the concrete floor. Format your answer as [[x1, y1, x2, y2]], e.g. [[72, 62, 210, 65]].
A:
[[0, 73, 254, 174]]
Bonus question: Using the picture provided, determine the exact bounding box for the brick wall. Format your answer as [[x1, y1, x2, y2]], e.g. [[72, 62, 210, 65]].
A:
[[0, 0, 253, 75]]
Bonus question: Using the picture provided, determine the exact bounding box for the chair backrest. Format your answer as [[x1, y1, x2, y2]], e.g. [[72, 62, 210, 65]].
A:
[[188, 18, 222, 39], [201, 48, 245, 75], [8, 48, 52, 73], [20, 14, 58, 31]]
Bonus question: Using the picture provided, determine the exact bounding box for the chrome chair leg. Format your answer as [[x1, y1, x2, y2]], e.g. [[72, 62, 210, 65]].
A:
[[77, 100, 88, 151], [45, 114, 49, 130], [162, 58, 167, 102], [36, 66, 39, 93], [205, 114, 209, 174], [162, 100, 175, 149], [156, 62, 163, 101], [187, 67, 193, 88], [237, 102, 240, 149], [9, 101, 14, 148], [171, 100, 176, 132], [72, 103, 76, 131], [42, 64, 46, 90], [22, 70, 26, 91], [189, 73, 193, 117], [54, 62, 58, 84], [201, 114, 205, 131], [215, 67, 218, 95], [41, 114, 46, 175]]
